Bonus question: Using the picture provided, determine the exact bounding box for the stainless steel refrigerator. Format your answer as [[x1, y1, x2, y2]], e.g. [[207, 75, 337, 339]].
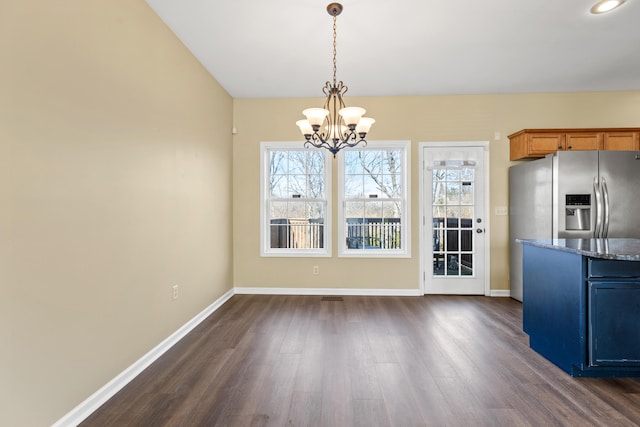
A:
[[509, 150, 640, 301]]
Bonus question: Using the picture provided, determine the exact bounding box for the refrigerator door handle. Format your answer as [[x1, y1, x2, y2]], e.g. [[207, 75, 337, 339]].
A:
[[602, 176, 610, 238], [593, 176, 602, 238]]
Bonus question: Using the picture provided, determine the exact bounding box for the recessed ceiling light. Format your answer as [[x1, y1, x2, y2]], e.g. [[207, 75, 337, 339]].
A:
[[590, 0, 626, 14]]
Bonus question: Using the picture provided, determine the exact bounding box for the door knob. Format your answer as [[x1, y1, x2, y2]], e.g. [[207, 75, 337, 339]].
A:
[[476, 228, 484, 234]]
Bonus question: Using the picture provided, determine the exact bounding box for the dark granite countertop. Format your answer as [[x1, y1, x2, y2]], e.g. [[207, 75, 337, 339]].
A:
[[516, 238, 640, 261]]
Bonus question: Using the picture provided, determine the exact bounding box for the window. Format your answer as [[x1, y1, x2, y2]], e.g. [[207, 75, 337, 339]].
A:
[[338, 141, 410, 257], [260, 142, 331, 256]]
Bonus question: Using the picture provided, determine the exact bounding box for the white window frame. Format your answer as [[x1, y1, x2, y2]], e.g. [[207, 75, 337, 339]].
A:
[[338, 140, 411, 258], [260, 142, 332, 257]]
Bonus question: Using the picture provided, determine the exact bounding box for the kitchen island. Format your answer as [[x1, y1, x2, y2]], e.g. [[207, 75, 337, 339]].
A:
[[518, 238, 640, 377]]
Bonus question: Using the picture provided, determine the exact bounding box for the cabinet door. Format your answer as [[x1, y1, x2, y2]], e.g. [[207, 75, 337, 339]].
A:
[[528, 133, 564, 156], [588, 281, 640, 366], [565, 133, 602, 151], [603, 132, 640, 151]]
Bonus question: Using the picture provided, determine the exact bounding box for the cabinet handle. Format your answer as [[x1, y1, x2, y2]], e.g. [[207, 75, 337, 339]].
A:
[[568, 146, 573, 149]]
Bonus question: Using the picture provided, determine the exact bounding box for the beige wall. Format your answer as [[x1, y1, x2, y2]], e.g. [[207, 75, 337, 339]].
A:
[[1, 1, 233, 426], [233, 92, 640, 291], [2, 1, 640, 425]]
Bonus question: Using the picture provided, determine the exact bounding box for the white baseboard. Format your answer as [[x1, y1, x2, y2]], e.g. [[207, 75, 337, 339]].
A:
[[490, 289, 511, 297], [52, 288, 235, 427], [234, 286, 423, 297]]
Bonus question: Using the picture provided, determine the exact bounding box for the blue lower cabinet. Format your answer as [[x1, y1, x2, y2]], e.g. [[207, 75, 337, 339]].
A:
[[522, 245, 586, 375], [588, 281, 640, 367], [522, 244, 640, 377]]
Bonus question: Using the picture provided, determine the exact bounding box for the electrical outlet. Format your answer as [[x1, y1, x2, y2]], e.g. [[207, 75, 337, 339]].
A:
[[172, 285, 179, 300], [313, 266, 320, 275]]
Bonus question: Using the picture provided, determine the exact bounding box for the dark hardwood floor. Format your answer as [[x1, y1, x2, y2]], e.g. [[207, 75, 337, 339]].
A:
[[81, 295, 640, 426]]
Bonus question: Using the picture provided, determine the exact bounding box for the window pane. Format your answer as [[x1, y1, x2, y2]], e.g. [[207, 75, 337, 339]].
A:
[[447, 254, 460, 275], [308, 151, 325, 171], [268, 203, 326, 250], [383, 203, 403, 250], [270, 151, 287, 175], [461, 230, 473, 251], [461, 207, 474, 221], [345, 200, 365, 218], [433, 227, 443, 251], [345, 151, 365, 174], [269, 150, 327, 199], [345, 217, 365, 249], [446, 207, 460, 225], [270, 201, 288, 219], [382, 150, 402, 173], [346, 234, 365, 249], [461, 168, 474, 181], [363, 174, 381, 198], [345, 199, 404, 250], [446, 183, 461, 204], [308, 173, 325, 198], [359, 151, 382, 175], [270, 176, 288, 198], [461, 181, 473, 205], [461, 254, 473, 276], [307, 201, 325, 220], [446, 170, 460, 181], [446, 229, 459, 251], [434, 252, 445, 275], [287, 201, 306, 218], [433, 172, 446, 203], [345, 174, 363, 198], [382, 174, 402, 198], [382, 201, 401, 219], [288, 152, 306, 175], [289, 219, 322, 249], [270, 223, 289, 249], [289, 175, 307, 198], [365, 201, 383, 218]]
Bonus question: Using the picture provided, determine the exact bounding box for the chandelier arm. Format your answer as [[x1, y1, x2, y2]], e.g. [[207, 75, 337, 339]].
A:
[[322, 81, 332, 97], [341, 131, 356, 146], [307, 133, 332, 151]]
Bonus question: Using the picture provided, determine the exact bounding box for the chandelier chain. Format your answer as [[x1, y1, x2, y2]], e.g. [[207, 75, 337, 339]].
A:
[[332, 14, 337, 86]]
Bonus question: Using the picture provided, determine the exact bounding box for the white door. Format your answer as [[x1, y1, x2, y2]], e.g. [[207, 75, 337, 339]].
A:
[[423, 144, 487, 294]]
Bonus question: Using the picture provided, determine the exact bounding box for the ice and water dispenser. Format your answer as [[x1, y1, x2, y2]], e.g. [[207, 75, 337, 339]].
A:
[[565, 194, 591, 231]]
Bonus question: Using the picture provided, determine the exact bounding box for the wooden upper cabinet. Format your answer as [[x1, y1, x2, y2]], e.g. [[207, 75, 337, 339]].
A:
[[527, 133, 564, 156], [509, 128, 640, 160], [603, 132, 640, 151], [565, 133, 603, 151]]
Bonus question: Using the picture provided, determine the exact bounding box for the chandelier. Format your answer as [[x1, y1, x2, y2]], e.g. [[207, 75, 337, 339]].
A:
[[296, 3, 375, 157]]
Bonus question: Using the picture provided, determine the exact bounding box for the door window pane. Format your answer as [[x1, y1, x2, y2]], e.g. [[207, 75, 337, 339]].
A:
[[431, 164, 476, 277]]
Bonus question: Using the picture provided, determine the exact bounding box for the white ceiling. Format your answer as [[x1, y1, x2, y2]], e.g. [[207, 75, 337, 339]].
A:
[[145, 0, 640, 99]]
